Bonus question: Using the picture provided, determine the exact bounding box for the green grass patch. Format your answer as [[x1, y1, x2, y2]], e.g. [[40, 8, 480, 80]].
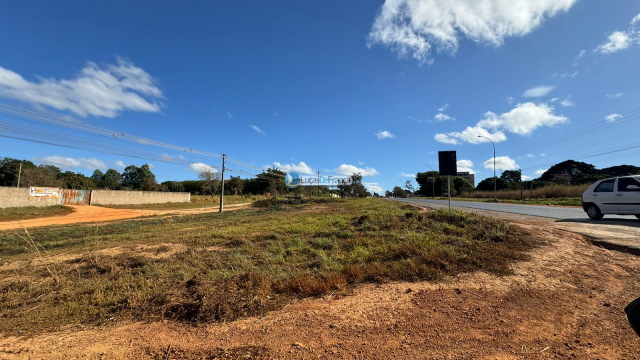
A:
[[0, 199, 545, 334], [0, 205, 73, 222]]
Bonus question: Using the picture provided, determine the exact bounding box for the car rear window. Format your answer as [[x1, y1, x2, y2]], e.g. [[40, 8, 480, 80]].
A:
[[618, 177, 640, 192], [594, 179, 615, 192]]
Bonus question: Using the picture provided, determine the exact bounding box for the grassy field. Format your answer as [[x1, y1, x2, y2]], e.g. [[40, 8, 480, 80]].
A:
[[460, 185, 589, 202], [415, 196, 582, 207], [0, 205, 73, 222], [0, 198, 544, 334], [101, 194, 263, 210]]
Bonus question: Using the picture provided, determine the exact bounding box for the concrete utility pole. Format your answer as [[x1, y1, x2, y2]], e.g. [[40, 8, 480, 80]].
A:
[[219, 154, 226, 213], [425, 164, 435, 199], [519, 169, 523, 201], [16, 162, 22, 188], [478, 136, 496, 200]]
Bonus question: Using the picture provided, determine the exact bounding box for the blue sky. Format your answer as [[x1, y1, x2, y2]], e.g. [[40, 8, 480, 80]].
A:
[[0, 0, 639, 194]]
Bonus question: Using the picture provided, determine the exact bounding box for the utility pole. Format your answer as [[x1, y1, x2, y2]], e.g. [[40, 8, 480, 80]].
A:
[[16, 162, 22, 188], [447, 175, 451, 212], [478, 136, 496, 200], [425, 165, 435, 199], [519, 169, 523, 201], [219, 154, 226, 213]]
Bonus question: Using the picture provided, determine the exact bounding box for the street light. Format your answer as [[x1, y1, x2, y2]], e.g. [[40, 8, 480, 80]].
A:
[[477, 135, 497, 200], [425, 164, 435, 199]]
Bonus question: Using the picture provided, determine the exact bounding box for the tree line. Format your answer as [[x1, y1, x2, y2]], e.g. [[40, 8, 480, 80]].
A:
[[0, 157, 374, 197], [406, 160, 640, 197]]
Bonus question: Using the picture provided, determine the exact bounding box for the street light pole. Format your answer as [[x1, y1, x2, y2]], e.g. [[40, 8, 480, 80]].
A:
[[478, 136, 496, 200], [425, 164, 435, 199]]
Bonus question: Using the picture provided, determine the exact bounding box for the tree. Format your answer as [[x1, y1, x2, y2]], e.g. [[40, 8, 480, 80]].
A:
[[500, 170, 521, 185], [404, 180, 415, 194], [101, 169, 122, 190], [393, 186, 408, 198], [91, 169, 104, 184], [198, 165, 221, 200], [19, 167, 63, 188], [228, 176, 244, 195], [122, 164, 157, 190], [0, 158, 36, 187], [540, 160, 597, 183], [599, 165, 640, 178], [385, 190, 393, 197], [59, 171, 97, 190], [258, 167, 287, 197], [476, 177, 508, 192], [550, 174, 572, 186], [452, 177, 474, 195], [416, 171, 441, 197], [162, 181, 185, 192]]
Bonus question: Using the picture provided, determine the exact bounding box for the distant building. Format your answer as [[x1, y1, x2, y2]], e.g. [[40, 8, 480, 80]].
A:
[[457, 172, 475, 187]]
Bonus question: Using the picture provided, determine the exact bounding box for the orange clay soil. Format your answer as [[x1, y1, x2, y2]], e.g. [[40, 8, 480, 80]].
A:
[[0, 203, 250, 231]]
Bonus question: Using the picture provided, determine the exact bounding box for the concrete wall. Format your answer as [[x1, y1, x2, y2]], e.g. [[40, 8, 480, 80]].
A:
[[0, 187, 61, 209], [90, 190, 190, 206]]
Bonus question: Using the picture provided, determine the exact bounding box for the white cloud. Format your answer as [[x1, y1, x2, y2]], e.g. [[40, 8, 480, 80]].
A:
[[526, 154, 534, 158], [595, 31, 633, 54], [549, 97, 560, 103], [114, 160, 126, 168], [438, 103, 449, 112], [226, 111, 233, 119], [435, 126, 506, 145], [522, 85, 555, 98], [187, 163, 217, 173], [367, 0, 577, 64], [407, 115, 423, 122], [540, 153, 546, 157], [456, 159, 475, 174], [0, 57, 163, 118], [358, 161, 366, 165], [477, 102, 568, 135], [633, 13, 640, 25], [334, 164, 379, 177], [560, 95, 574, 107], [161, 154, 186, 161], [605, 113, 623, 123], [552, 71, 578, 78], [521, 175, 533, 180], [606, 93, 624, 99], [433, 113, 455, 122], [436, 102, 567, 145], [506, 96, 515, 104], [250, 125, 266, 135], [34, 156, 108, 170], [535, 168, 548, 175], [573, 49, 586, 65], [400, 172, 416, 178], [484, 156, 519, 171], [375, 130, 396, 140], [272, 161, 314, 175], [364, 182, 383, 194]]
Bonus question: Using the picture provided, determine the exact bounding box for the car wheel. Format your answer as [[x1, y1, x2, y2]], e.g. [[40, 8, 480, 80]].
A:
[[587, 204, 603, 220]]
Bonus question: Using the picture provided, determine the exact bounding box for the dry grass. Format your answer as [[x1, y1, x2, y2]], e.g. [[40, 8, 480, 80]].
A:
[[0, 205, 73, 222], [0, 199, 545, 334], [101, 195, 262, 210], [461, 185, 589, 202]]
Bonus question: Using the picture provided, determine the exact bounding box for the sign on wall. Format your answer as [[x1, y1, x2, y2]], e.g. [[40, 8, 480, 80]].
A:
[[29, 187, 60, 199]]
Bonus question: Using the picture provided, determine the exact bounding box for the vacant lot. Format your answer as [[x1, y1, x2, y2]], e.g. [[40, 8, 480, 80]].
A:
[[1, 198, 639, 359], [0, 205, 72, 222], [100, 194, 261, 210]]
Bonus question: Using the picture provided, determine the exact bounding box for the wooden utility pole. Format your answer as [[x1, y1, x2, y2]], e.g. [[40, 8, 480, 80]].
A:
[[16, 162, 22, 188], [219, 154, 226, 213]]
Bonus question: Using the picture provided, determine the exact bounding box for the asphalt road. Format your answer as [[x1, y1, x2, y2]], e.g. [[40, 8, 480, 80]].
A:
[[393, 198, 636, 220]]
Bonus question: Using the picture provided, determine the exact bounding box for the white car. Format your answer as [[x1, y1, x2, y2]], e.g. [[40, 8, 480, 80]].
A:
[[582, 175, 640, 220]]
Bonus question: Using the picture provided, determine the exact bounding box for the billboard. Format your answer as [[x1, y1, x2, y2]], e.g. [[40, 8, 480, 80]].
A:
[[438, 151, 457, 176], [29, 187, 60, 199]]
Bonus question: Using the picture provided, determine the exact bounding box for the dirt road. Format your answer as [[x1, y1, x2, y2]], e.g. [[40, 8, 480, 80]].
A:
[[1, 217, 639, 359], [0, 203, 251, 231]]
